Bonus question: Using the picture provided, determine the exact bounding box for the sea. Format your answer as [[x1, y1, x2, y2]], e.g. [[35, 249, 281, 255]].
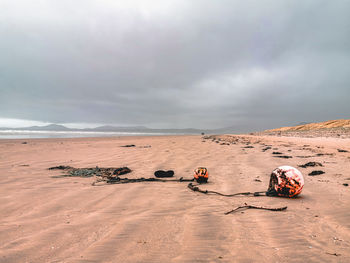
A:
[[0, 130, 184, 139]]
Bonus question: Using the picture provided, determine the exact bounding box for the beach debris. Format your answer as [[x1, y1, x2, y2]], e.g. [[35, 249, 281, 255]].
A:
[[220, 142, 230, 145], [113, 167, 132, 176], [337, 149, 348, 152], [49, 165, 74, 170], [273, 155, 293, 159], [22, 142, 28, 144], [298, 162, 323, 168], [266, 166, 304, 197], [154, 170, 174, 178], [194, 167, 209, 183], [50, 167, 103, 177], [272, 152, 283, 154], [187, 183, 266, 197], [308, 170, 325, 176], [254, 179, 262, 182], [49, 166, 132, 178], [96, 176, 194, 185], [316, 153, 333, 156], [343, 183, 349, 187], [243, 146, 254, 148], [188, 166, 304, 198], [121, 144, 136, 147], [225, 204, 287, 215], [68, 168, 100, 177], [326, 252, 341, 257], [262, 146, 272, 152]]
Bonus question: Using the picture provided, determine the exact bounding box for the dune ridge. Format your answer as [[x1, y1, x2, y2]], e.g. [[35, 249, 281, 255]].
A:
[[266, 119, 350, 132]]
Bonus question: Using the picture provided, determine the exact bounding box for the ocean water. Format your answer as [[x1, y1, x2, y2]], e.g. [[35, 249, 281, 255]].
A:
[[0, 130, 182, 139]]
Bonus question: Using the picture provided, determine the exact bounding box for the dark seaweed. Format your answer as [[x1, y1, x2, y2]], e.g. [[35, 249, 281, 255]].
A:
[[299, 162, 323, 168], [308, 170, 325, 176]]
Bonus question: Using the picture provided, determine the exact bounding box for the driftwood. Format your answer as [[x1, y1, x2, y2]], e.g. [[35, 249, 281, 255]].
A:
[[225, 204, 287, 215]]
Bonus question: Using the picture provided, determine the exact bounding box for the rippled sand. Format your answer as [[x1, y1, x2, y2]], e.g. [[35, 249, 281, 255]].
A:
[[1, 135, 349, 262]]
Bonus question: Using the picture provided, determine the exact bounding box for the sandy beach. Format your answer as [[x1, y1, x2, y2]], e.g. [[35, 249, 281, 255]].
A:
[[1, 134, 350, 262]]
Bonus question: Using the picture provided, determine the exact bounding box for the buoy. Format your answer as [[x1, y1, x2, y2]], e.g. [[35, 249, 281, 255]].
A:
[[267, 166, 304, 197], [194, 167, 209, 183]]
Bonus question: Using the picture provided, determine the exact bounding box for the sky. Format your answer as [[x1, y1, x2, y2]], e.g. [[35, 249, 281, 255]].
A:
[[0, 0, 349, 131]]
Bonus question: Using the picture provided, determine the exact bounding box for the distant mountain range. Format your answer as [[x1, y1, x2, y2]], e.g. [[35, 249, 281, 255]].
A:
[[0, 123, 219, 134], [0, 123, 281, 135], [4, 121, 340, 134]]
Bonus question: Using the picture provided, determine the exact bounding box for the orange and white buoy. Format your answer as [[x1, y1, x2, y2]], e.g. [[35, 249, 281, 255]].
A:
[[194, 167, 209, 183], [267, 166, 304, 197]]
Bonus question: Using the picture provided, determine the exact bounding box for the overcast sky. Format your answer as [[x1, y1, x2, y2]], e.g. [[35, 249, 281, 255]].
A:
[[0, 0, 349, 130]]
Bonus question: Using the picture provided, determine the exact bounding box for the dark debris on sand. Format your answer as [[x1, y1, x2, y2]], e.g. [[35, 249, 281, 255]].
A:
[[49, 166, 132, 178], [121, 144, 136, 147], [262, 146, 271, 152], [299, 162, 323, 168], [49, 165, 73, 170], [338, 149, 349, 152], [308, 170, 325, 176], [273, 155, 293, 159], [316, 153, 333, 156]]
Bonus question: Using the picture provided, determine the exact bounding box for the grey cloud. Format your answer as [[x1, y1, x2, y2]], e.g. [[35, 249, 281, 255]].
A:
[[0, 0, 349, 130]]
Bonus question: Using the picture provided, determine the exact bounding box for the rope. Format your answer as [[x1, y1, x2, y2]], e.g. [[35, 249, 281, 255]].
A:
[[225, 204, 287, 215], [187, 183, 266, 197], [93, 176, 194, 185]]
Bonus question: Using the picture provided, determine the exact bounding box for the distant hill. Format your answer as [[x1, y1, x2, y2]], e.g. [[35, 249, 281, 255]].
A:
[[0, 124, 70, 131], [266, 119, 350, 132], [0, 123, 214, 134], [25, 124, 70, 131], [89, 125, 148, 131]]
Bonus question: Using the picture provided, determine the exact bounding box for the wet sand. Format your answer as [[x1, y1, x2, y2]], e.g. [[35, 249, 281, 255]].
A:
[[0, 135, 349, 262]]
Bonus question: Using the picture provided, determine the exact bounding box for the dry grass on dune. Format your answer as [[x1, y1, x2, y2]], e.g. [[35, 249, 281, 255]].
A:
[[266, 119, 350, 132]]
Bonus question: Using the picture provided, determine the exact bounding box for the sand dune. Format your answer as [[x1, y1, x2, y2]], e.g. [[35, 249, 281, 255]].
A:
[[1, 135, 350, 262], [266, 119, 350, 132]]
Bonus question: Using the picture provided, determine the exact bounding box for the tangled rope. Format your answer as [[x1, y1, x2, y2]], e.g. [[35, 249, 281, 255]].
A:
[[49, 165, 289, 214], [93, 176, 194, 185], [187, 183, 266, 197]]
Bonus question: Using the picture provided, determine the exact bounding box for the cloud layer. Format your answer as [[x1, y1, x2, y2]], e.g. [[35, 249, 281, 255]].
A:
[[1, 0, 349, 130]]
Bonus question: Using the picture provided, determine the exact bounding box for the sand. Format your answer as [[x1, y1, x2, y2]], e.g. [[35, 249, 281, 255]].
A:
[[0, 134, 350, 262]]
